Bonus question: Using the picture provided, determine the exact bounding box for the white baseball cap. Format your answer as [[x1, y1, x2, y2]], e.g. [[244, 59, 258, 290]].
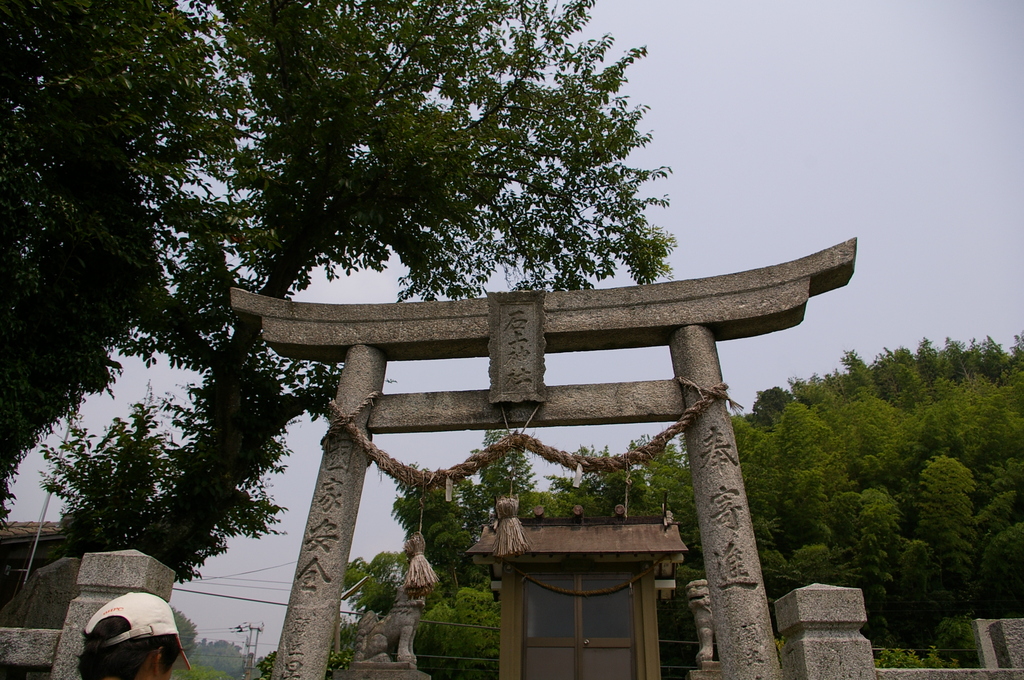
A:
[[85, 593, 192, 670]]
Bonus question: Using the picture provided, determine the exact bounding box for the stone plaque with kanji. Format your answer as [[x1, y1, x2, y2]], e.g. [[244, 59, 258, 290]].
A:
[[488, 291, 546, 404]]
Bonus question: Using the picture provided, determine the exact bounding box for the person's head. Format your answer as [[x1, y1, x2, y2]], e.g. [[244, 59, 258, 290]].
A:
[[79, 593, 191, 680]]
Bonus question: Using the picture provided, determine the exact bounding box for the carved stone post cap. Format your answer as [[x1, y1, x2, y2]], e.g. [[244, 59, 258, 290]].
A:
[[77, 550, 175, 599], [775, 583, 867, 636]]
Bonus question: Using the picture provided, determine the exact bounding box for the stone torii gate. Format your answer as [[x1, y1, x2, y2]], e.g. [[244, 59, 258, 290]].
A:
[[230, 239, 856, 680]]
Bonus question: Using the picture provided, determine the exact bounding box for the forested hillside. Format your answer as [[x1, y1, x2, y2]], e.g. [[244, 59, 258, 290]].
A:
[[345, 335, 1023, 674], [738, 335, 1024, 654]]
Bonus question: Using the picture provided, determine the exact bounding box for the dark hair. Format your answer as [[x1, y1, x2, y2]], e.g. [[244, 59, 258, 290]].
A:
[[79, 616, 180, 680]]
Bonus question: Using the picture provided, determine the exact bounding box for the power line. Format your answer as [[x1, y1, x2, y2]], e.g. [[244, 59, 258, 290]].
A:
[[417, 654, 497, 663], [174, 588, 287, 607], [186, 582, 292, 593], [415, 668, 494, 674], [205, 577, 293, 585], [873, 647, 977, 653], [195, 561, 296, 581]]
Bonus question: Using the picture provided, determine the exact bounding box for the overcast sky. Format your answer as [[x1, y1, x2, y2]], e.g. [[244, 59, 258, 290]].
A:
[[10, 0, 1023, 654]]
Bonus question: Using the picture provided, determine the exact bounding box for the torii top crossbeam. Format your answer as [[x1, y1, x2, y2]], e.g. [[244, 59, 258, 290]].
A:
[[230, 239, 855, 434], [233, 239, 854, 361]]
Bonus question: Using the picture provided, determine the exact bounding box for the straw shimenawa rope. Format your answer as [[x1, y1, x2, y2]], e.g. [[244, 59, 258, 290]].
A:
[[322, 378, 734, 490]]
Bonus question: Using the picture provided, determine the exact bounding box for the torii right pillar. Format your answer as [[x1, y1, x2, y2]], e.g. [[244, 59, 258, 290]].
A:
[[672, 325, 781, 680]]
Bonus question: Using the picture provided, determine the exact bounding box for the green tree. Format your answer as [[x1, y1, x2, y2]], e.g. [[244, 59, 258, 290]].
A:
[[769, 403, 836, 552], [898, 539, 933, 602], [190, 639, 245, 680], [543, 439, 688, 520], [45, 0, 674, 576], [0, 0, 226, 518], [415, 587, 500, 680], [391, 435, 546, 596], [854, 489, 900, 608], [255, 652, 349, 680], [875, 647, 960, 669], [173, 666, 233, 680], [344, 552, 407, 616], [42, 400, 281, 577], [979, 522, 1024, 613], [915, 455, 976, 588], [737, 335, 1024, 646], [748, 386, 794, 428], [392, 482, 482, 598], [461, 437, 542, 533], [173, 607, 199, 657]]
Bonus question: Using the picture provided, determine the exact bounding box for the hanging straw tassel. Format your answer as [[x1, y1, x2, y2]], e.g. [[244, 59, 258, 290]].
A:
[[492, 496, 530, 558], [403, 532, 439, 599]]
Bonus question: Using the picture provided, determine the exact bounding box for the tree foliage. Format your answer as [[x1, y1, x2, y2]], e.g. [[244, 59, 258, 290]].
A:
[[344, 551, 407, 616], [413, 587, 500, 680], [189, 639, 245, 680], [255, 650, 350, 680], [23, 0, 674, 571], [43, 400, 282, 577], [173, 665, 234, 680], [0, 0, 226, 519], [173, 607, 199, 657], [738, 335, 1024, 657]]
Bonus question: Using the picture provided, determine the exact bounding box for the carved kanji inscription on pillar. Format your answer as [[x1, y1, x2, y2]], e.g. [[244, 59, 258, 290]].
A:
[[303, 519, 340, 553], [297, 557, 331, 592], [700, 425, 739, 471], [488, 291, 546, 403], [716, 540, 757, 589], [710, 486, 743, 530], [315, 477, 345, 512]]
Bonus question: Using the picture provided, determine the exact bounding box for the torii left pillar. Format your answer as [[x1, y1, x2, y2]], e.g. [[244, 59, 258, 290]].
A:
[[273, 345, 386, 680]]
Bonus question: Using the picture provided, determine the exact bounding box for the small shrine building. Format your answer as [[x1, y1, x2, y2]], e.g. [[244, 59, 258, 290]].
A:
[[467, 509, 688, 680]]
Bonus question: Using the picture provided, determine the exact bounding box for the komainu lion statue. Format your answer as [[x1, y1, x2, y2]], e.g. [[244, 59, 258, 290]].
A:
[[686, 579, 717, 670], [352, 586, 425, 668]]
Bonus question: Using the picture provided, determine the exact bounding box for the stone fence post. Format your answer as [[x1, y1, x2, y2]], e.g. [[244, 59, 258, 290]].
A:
[[775, 583, 875, 680], [49, 550, 175, 680], [990, 620, 1024, 670]]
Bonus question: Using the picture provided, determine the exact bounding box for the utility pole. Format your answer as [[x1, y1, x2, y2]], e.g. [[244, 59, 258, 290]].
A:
[[233, 622, 264, 680]]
